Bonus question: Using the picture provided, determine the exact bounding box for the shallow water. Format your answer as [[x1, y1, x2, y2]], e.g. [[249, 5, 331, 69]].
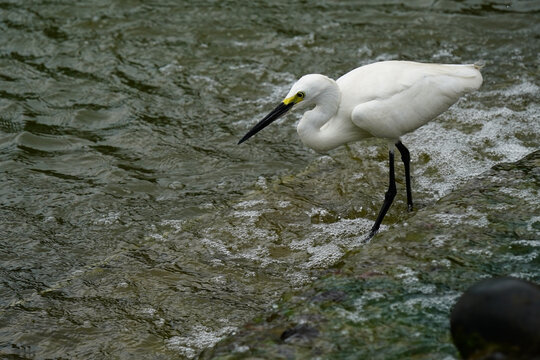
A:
[[0, 0, 539, 358], [206, 150, 540, 359]]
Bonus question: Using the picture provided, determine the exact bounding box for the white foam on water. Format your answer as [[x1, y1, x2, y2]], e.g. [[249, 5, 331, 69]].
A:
[[230, 41, 249, 48], [225, 224, 279, 246], [430, 234, 451, 248], [148, 233, 167, 242], [147, 221, 185, 242], [395, 265, 419, 285], [280, 32, 315, 50], [306, 207, 331, 218], [465, 248, 493, 257], [373, 53, 399, 62], [313, 154, 337, 165], [234, 244, 279, 268], [232, 344, 250, 354], [212, 275, 227, 285], [289, 237, 314, 251], [499, 186, 538, 202], [412, 284, 437, 295], [93, 211, 121, 225], [431, 258, 452, 268], [160, 219, 184, 233], [501, 250, 538, 263], [312, 218, 372, 240], [357, 44, 373, 57], [232, 210, 263, 224], [486, 202, 511, 211], [512, 240, 540, 248], [335, 306, 368, 323], [200, 238, 232, 257], [509, 272, 539, 281], [277, 200, 291, 208], [303, 243, 343, 268], [287, 217, 373, 266], [166, 325, 237, 359], [255, 176, 268, 190], [392, 292, 461, 314], [284, 270, 313, 287], [432, 47, 454, 60], [140, 307, 157, 316], [403, 92, 539, 198], [485, 80, 539, 97], [442, 356, 458, 360], [159, 61, 183, 74], [336, 291, 385, 324], [429, 206, 489, 227], [233, 199, 267, 209]]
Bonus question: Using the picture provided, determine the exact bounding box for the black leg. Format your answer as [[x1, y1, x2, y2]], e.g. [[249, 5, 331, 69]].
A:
[[395, 141, 413, 212], [367, 149, 397, 240]]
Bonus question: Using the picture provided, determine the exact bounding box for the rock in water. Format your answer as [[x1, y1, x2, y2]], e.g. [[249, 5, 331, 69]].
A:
[[450, 277, 540, 359]]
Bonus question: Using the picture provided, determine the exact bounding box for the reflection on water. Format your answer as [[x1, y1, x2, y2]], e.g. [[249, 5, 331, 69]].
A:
[[0, 0, 539, 358]]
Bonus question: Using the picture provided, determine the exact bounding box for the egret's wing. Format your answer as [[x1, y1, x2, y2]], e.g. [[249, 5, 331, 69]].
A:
[[340, 61, 482, 139]]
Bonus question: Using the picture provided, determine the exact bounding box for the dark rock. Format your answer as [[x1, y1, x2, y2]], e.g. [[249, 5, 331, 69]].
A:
[[280, 324, 319, 344], [450, 277, 540, 360], [310, 289, 347, 303]]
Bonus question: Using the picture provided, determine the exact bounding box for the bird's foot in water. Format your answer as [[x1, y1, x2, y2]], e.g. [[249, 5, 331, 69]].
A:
[[407, 204, 414, 212], [364, 227, 379, 242]]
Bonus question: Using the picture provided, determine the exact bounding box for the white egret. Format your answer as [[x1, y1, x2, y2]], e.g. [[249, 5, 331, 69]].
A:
[[239, 60, 483, 239]]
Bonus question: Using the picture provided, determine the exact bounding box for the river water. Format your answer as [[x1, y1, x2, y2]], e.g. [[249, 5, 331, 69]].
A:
[[0, 1, 538, 359]]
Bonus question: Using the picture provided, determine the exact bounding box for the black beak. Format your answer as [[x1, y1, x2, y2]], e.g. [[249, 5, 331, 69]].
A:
[[238, 102, 294, 145]]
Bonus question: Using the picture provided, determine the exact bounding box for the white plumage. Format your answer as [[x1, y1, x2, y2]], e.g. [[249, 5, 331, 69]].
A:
[[290, 61, 483, 152], [239, 60, 483, 239]]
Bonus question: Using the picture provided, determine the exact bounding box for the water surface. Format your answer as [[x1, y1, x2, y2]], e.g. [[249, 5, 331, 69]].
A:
[[0, 0, 539, 358]]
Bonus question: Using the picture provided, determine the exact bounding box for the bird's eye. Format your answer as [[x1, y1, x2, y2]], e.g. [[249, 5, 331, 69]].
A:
[[297, 91, 305, 98]]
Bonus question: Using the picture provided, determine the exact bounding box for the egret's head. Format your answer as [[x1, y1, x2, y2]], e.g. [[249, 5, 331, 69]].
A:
[[238, 74, 331, 144], [285, 74, 333, 109]]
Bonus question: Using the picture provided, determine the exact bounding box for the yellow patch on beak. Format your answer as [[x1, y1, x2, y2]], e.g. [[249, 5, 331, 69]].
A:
[[283, 93, 304, 105]]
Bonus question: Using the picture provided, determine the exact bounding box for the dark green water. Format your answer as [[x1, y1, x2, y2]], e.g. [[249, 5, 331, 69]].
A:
[[0, 1, 538, 359]]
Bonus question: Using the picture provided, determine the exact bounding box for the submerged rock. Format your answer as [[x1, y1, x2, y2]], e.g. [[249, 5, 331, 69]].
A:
[[280, 324, 319, 344], [203, 150, 540, 359]]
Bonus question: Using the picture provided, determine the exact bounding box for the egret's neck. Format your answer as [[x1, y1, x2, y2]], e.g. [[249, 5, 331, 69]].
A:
[[297, 79, 343, 152]]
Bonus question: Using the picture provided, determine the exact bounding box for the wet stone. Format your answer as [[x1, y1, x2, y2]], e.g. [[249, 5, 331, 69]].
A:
[[450, 277, 540, 360], [280, 324, 319, 344], [206, 151, 540, 359]]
